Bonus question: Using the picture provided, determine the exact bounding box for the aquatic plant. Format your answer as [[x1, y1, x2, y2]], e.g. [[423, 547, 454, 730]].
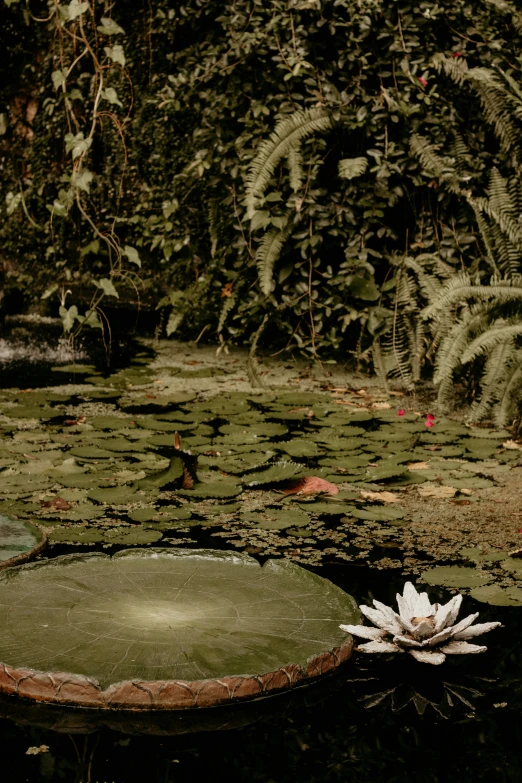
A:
[[340, 582, 501, 665]]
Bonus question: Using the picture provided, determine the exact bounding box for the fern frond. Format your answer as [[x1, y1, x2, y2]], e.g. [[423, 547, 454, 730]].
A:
[[246, 108, 332, 218], [256, 224, 291, 295], [217, 292, 237, 333], [287, 147, 304, 192], [338, 157, 368, 180], [461, 322, 522, 362], [423, 274, 522, 318], [496, 351, 522, 426], [433, 308, 491, 403], [432, 53, 470, 85], [470, 342, 514, 420]]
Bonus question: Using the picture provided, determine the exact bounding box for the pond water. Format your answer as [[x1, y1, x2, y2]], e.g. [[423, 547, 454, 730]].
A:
[[1, 336, 522, 782]]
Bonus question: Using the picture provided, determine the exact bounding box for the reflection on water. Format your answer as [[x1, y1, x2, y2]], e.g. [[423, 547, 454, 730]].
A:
[[2, 566, 522, 782]]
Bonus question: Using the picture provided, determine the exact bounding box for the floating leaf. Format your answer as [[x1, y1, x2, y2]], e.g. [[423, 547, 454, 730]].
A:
[[470, 584, 522, 606], [422, 566, 491, 589], [242, 509, 310, 529], [177, 483, 241, 499], [244, 461, 302, 486]]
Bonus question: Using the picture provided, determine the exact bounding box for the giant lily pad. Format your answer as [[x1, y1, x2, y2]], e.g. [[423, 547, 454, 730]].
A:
[[0, 549, 358, 709], [0, 515, 46, 568]]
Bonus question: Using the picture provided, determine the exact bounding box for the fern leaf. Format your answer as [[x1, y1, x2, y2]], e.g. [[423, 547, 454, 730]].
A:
[[246, 108, 332, 218], [461, 322, 522, 363], [217, 293, 237, 333], [496, 352, 522, 426], [470, 342, 513, 420], [338, 157, 368, 180], [256, 225, 291, 295]]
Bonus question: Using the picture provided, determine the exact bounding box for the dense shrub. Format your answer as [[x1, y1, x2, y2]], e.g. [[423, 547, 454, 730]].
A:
[[1, 0, 522, 358]]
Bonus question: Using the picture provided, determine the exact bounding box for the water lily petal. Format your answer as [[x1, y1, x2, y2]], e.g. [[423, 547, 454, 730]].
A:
[[409, 648, 446, 665], [439, 641, 487, 655], [453, 621, 502, 640], [447, 612, 479, 637], [357, 640, 402, 654], [414, 590, 435, 618], [360, 605, 400, 633], [372, 600, 404, 633], [433, 595, 462, 632], [426, 626, 456, 646], [392, 634, 422, 648], [410, 619, 435, 640], [339, 624, 386, 641], [396, 582, 419, 619]]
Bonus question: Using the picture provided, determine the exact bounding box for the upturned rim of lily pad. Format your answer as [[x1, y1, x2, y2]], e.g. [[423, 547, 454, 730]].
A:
[[0, 548, 357, 711], [0, 519, 47, 571]]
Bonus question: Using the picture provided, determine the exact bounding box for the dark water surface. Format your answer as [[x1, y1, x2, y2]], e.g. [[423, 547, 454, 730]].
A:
[[2, 562, 521, 783]]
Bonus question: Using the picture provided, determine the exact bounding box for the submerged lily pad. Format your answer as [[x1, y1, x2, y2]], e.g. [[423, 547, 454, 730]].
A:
[[0, 515, 46, 567], [242, 509, 310, 529], [422, 566, 491, 589], [0, 549, 358, 709]]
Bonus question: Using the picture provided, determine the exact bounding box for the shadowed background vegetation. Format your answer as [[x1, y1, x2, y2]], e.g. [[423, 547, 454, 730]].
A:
[[3, 0, 522, 420]]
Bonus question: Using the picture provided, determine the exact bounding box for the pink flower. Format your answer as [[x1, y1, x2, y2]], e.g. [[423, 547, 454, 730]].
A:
[[397, 409, 405, 417], [451, 51, 462, 58], [426, 413, 435, 420], [418, 77, 428, 88]]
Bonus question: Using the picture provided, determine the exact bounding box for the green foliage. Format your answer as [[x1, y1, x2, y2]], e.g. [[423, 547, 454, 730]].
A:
[[2, 0, 522, 362]]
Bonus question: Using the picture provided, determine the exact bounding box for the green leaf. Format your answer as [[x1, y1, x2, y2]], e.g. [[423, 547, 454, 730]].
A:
[[52, 69, 68, 90], [123, 245, 141, 267], [64, 132, 92, 160], [101, 87, 123, 108], [80, 239, 100, 257], [347, 275, 380, 301], [72, 169, 93, 193], [67, 0, 89, 21], [40, 284, 59, 300], [59, 305, 79, 333], [104, 45, 126, 67], [97, 16, 125, 35], [338, 157, 368, 180], [96, 278, 119, 298], [82, 309, 103, 330]]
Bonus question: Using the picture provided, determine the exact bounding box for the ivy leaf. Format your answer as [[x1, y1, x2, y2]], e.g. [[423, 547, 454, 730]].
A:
[[72, 169, 93, 193], [104, 45, 126, 67], [52, 69, 68, 90], [95, 278, 119, 298], [123, 245, 141, 267], [101, 88, 123, 108], [82, 309, 102, 329], [97, 17, 125, 35], [59, 305, 79, 333], [67, 0, 89, 21], [80, 239, 100, 257], [64, 132, 92, 160], [338, 157, 368, 180]]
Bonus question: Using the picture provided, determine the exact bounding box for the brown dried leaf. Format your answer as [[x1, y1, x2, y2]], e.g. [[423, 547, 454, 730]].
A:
[[407, 461, 430, 471], [41, 497, 71, 511], [281, 476, 339, 497], [360, 490, 400, 503]]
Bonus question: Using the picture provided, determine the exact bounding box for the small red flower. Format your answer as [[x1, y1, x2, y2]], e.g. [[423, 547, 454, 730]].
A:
[[397, 409, 405, 417], [418, 76, 428, 88], [451, 51, 462, 58], [426, 413, 435, 420], [425, 419, 435, 428]]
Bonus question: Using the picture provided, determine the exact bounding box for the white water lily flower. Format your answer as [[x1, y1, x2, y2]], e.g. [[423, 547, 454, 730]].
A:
[[340, 582, 501, 665]]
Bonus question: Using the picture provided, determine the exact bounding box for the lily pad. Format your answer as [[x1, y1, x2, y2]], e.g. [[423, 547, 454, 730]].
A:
[[243, 461, 303, 486], [470, 584, 522, 606], [422, 566, 491, 589], [242, 509, 310, 529], [0, 515, 46, 567], [87, 487, 138, 505], [176, 483, 241, 499], [0, 549, 358, 709]]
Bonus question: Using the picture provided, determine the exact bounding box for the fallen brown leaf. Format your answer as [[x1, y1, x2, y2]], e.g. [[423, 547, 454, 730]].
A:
[[418, 485, 457, 498], [360, 490, 400, 503], [41, 497, 71, 511], [407, 461, 430, 471], [281, 476, 339, 497]]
